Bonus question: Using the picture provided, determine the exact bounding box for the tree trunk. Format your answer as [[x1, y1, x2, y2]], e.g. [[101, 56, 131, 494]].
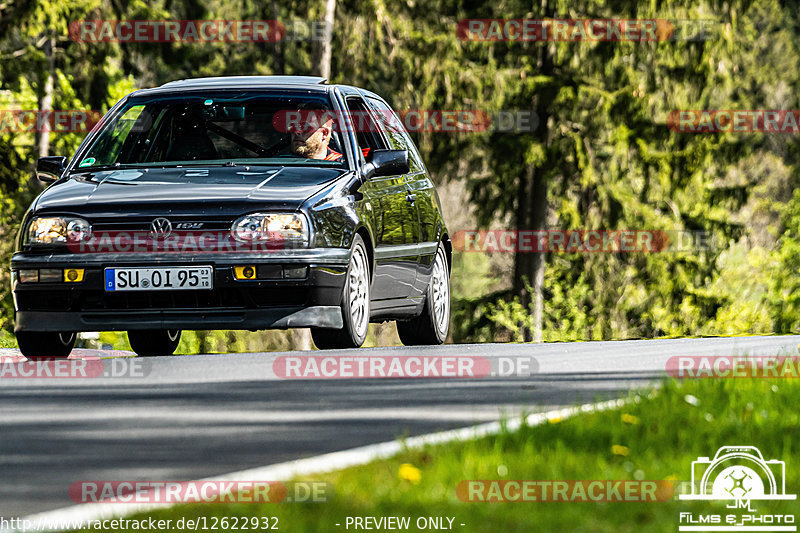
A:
[[314, 0, 336, 79], [36, 34, 55, 160], [512, 0, 554, 343], [272, 1, 284, 75], [513, 166, 548, 342]]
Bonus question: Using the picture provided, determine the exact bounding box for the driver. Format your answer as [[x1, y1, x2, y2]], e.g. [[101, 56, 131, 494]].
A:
[[288, 105, 342, 161]]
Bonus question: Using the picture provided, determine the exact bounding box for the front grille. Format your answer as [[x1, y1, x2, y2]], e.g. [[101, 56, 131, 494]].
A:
[[16, 287, 308, 312], [83, 289, 246, 310], [89, 215, 234, 233]]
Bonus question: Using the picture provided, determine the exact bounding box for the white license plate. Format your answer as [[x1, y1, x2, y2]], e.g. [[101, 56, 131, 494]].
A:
[[104, 266, 213, 291]]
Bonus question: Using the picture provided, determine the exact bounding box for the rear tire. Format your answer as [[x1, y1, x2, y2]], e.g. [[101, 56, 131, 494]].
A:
[[397, 243, 450, 345], [127, 329, 181, 357], [311, 234, 371, 349], [16, 331, 76, 360]]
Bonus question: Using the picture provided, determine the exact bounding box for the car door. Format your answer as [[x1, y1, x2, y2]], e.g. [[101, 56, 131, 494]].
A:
[[345, 95, 420, 301], [365, 96, 438, 297]]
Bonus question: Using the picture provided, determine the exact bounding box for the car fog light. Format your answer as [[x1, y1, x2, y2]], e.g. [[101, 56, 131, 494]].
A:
[[234, 265, 257, 280], [64, 268, 85, 282]]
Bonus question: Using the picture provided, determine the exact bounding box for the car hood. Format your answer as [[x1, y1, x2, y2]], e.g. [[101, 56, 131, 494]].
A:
[[32, 166, 347, 216]]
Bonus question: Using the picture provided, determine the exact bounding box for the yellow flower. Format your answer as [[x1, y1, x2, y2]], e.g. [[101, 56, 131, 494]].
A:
[[611, 445, 630, 456], [398, 463, 422, 484], [547, 416, 563, 424], [621, 413, 640, 425]]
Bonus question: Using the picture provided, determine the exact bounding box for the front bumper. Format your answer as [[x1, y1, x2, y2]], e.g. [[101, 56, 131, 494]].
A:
[[11, 250, 349, 333]]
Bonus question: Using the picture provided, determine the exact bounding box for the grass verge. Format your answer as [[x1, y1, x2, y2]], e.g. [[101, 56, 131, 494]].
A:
[[0, 329, 17, 348], [69, 378, 800, 532]]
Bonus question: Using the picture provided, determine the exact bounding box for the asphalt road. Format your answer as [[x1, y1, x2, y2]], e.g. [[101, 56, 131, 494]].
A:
[[1, 335, 798, 518]]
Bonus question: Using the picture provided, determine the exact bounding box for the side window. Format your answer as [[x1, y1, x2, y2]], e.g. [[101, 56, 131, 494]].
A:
[[345, 97, 387, 161], [366, 97, 424, 173]]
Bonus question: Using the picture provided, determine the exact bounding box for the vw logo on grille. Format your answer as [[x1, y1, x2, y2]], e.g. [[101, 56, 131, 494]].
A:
[[150, 217, 173, 239]]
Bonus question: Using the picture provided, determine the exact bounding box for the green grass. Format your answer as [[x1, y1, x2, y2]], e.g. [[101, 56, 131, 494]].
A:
[[0, 329, 17, 348], [70, 378, 800, 532]]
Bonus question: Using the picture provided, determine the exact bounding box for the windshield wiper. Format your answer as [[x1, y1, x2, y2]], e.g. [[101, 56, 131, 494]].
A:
[[159, 162, 239, 167], [69, 163, 126, 173]]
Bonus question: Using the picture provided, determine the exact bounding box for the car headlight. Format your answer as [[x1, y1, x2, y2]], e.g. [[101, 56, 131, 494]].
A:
[[231, 213, 309, 247], [25, 216, 92, 245]]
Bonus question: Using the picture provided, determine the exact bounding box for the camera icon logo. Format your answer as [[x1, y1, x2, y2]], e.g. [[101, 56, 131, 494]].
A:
[[680, 446, 796, 501]]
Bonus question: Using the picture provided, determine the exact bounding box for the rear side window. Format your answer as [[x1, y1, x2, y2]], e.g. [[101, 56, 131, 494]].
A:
[[366, 97, 424, 173]]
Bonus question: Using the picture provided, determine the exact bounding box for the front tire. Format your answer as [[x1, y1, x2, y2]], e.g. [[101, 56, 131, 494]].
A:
[[397, 243, 450, 345], [312, 234, 371, 349], [127, 329, 181, 357], [16, 331, 76, 359]]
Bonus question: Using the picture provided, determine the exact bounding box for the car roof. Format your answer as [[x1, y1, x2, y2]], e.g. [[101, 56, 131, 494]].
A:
[[160, 75, 328, 88], [133, 76, 332, 97], [125, 76, 395, 110]]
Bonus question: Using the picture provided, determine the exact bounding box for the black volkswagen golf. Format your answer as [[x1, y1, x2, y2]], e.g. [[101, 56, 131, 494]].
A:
[[11, 76, 451, 358]]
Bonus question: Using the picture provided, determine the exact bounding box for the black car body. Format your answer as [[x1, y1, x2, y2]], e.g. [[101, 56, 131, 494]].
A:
[[11, 76, 451, 357]]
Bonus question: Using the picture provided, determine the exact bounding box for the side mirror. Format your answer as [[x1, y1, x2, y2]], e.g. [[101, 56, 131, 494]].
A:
[[37, 156, 67, 184], [361, 149, 410, 180]]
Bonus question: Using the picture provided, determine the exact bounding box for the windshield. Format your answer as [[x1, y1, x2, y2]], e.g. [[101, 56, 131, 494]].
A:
[[74, 91, 348, 170]]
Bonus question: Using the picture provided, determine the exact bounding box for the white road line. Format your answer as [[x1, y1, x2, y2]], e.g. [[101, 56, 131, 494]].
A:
[[5, 397, 627, 532]]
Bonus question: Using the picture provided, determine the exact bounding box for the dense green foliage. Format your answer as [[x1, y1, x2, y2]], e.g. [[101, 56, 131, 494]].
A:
[[1, 0, 799, 349]]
